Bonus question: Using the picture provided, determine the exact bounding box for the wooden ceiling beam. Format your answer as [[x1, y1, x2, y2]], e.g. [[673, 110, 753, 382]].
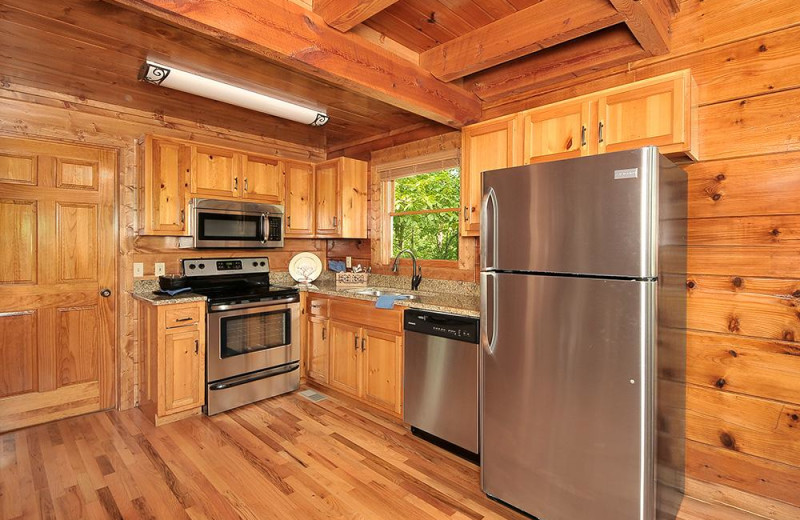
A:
[[313, 0, 400, 33], [419, 0, 624, 82], [608, 0, 674, 56], [106, 0, 481, 128], [465, 26, 649, 104]]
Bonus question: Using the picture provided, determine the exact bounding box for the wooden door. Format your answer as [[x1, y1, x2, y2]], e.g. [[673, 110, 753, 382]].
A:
[[315, 159, 340, 236], [338, 157, 368, 239], [597, 72, 688, 155], [162, 326, 203, 414], [328, 321, 360, 396], [522, 100, 594, 164], [0, 136, 116, 432], [461, 114, 521, 236], [191, 145, 239, 198], [242, 154, 284, 203], [361, 328, 403, 415], [140, 136, 189, 235], [285, 161, 315, 237], [307, 316, 329, 384]]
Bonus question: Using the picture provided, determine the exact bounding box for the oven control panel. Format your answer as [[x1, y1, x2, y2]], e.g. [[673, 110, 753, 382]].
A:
[[182, 257, 270, 276]]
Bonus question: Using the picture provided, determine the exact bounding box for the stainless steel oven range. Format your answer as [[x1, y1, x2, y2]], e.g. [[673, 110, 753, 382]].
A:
[[181, 257, 300, 414]]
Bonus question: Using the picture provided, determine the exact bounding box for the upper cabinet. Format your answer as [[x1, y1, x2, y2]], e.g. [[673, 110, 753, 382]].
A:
[[596, 71, 697, 158], [139, 135, 368, 239], [285, 161, 315, 237], [241, 154, 284, 203], [461, 114, 522, 237], [191, 144, 239, 198], [314, 157, 368, 239], [522, 100, 595, 164], [139, 135, 190, 235]]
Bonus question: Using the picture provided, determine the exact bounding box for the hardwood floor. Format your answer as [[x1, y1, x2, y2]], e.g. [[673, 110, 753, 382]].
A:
[[0, 388, 766, 520]]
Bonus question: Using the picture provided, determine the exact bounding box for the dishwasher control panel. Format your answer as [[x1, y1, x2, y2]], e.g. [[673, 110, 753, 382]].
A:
[[403, 309, 479, 343]]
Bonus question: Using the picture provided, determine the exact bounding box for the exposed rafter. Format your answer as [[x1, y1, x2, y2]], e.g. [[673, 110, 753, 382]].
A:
[[608, 0, 676, 56], [313, 0, 400, 33], [419, 0, 624, 82], [107, 0, 481, 128], [466, 26, 649, 103]]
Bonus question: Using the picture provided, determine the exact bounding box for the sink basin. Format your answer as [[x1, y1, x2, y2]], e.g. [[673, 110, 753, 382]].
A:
[[349, 287, 418, 300]]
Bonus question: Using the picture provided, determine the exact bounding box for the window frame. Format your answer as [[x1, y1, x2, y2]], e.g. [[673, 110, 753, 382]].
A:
[[380, 170, 461, 268]]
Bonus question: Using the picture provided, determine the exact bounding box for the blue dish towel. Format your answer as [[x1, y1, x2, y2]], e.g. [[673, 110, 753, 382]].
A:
[[375, 294, 411, 309]]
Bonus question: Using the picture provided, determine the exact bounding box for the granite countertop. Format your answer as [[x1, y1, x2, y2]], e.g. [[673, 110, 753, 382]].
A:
[[276, 275, 480, 318], [132, 280, 207, 306]]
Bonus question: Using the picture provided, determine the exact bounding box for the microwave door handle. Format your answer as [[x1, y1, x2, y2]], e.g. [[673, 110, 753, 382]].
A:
[[261, 213, 267, 243]]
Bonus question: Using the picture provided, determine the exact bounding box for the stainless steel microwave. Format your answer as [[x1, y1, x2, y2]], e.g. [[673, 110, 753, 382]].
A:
[[190, 198, 284, 249]]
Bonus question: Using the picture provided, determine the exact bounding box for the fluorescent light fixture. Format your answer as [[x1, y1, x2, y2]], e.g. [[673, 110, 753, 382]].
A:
[[138, 60, 329, 126]]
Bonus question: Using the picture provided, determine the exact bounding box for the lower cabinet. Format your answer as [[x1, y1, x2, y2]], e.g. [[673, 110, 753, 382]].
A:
[[305, 295, 404, 416], [138, 300, 206, 425]]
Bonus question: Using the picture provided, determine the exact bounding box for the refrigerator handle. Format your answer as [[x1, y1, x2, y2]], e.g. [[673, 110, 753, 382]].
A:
[[480, 272, 498, 355], [480, 187, 498, 270]]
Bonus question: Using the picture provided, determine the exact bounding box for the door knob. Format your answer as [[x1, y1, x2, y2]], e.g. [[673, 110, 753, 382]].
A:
[[100, 289, 112, 297]]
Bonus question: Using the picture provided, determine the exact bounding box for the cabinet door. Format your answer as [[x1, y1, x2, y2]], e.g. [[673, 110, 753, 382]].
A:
[[307, 316, 329, 384], [315, 160, 340, 236], [597, 73, 688, 156], [191, 145, 239, 198], [162, 326, 203, 414], [328, 321, 360, 396], [243, 154, 284, 203], [523, 100, 594, 164], [285, 161, 315, 237], [338, 158, 368, 239], [361, 328, 403, 415], [143, 136, 190, 235], [461, 115, 521, 236]]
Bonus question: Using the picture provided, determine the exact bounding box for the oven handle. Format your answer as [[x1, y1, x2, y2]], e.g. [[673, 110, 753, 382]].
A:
[[209, 296, 300, 312], [208, 363, 300, 391]]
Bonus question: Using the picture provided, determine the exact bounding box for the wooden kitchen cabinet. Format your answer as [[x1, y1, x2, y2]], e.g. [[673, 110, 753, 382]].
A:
[[311, 296, 404, 416], [138, 300, 206, 425], [285, 160, 315, 237], [522, 99, 595, 164], [307, 315, 329, 384], [139, 135, 191, 235], [597, 70, 698, 159], [191, 144, 239, 198], [241, 153, 284, 203], [328, 320, 361, 396], [314, 157, 368, 238], [460, 114, 522, 237]]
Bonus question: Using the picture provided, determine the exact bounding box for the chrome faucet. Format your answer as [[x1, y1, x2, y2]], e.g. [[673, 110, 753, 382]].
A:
[[391, 249, 422, 291]]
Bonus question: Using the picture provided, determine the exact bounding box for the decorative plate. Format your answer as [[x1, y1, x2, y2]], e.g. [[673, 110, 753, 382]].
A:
[[288, 252, 323, 283]]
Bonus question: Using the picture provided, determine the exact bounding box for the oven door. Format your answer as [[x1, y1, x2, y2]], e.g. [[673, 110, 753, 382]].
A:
[[207, 300, 300, 382]]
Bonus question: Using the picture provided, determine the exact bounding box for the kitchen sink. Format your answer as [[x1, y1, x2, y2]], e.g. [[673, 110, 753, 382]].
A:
[[348, 287, 421, 299]]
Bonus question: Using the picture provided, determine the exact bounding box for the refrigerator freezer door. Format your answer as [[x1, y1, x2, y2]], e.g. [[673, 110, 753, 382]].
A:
[[481, 272, 656, 520], [481, 147, 661, 278]]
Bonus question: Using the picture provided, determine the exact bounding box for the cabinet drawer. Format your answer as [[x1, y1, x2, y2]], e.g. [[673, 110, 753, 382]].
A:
[[164, 305, 201, 328], [330, 299, 402, 333], [308, 296, 329, 317]]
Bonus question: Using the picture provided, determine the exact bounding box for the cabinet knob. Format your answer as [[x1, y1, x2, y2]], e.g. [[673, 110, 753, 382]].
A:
[[322, 327, 326, 340], [100, 289, 112, 297], [598, 121, 605, 143], [287, 215, 291, 228], [354, 336, 359, 350], [361, 337, 366, 352], [244, 178, 248, 192], [234, 177, 239, 191], [463, 206, 468, 221], [195, 339, 199, 354]]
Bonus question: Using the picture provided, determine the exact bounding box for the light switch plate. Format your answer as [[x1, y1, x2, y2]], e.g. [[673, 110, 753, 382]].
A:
[[133, 262, 144, 278], [346, 256, 352, 268], [154, 262, 166, 276]]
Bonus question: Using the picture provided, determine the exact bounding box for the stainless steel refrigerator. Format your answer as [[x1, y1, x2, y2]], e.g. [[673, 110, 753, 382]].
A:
[[479, 147, 686, 520]]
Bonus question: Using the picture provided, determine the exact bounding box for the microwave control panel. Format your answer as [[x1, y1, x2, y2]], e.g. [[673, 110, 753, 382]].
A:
[[182, 257, 270, 276]]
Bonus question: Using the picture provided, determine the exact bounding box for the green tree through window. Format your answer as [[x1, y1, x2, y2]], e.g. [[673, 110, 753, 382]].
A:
[[390, 168, 460, 261]]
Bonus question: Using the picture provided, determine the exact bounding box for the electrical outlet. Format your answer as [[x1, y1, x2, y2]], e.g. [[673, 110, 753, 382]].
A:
[[345, 256, 352, 268], [154, 262, 166, 276], [133, 262, 144, 278]]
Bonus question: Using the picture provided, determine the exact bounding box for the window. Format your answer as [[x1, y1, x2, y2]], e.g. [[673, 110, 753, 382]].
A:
[[385, 167, 460, 261]]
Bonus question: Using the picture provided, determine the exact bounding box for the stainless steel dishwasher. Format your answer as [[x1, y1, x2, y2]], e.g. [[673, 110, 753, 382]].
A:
[[404, 308, 480, 456]]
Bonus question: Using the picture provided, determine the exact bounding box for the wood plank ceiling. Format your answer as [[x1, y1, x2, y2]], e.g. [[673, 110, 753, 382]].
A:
[[1, 0, 679, 155]]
